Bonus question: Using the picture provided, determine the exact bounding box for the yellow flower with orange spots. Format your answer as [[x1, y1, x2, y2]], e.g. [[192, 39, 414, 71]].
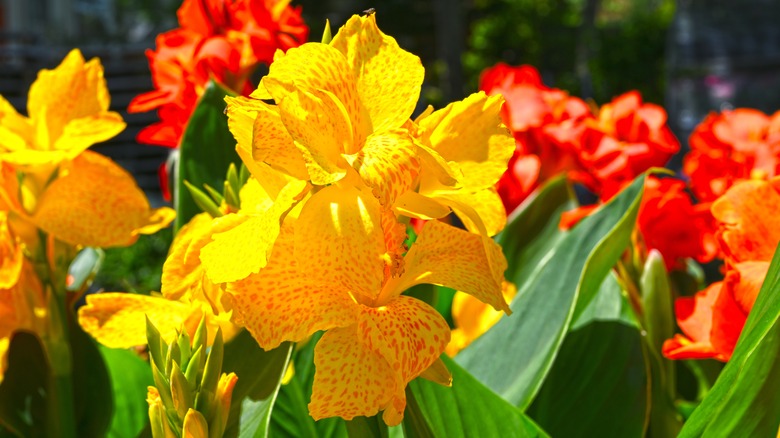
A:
[[0, 50, 174, 249]]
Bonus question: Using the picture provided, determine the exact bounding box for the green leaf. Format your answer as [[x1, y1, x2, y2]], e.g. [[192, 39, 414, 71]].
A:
[[570, 272, 638, 331], [0, 331, 49, 437], [457, 175, 645, 408], [70, 318, 114, 438], [527, 321, 648, 437], [100, 347, 154, 438], [345, 416, 388, 438], [175, 80, 240, 231], [679, 244, 780, 437], [270, 335, 346, 438], [407, 356, 548, 437], [221, 330, 293, 438]]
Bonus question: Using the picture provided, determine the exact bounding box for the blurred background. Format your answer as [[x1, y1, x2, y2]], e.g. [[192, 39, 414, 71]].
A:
[[2, 0, 780, 290]]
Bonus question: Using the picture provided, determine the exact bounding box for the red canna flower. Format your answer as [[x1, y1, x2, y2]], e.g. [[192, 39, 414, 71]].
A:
[[573, 91, 680, 199], [663, 177, 780, 361], [479, 63, 590, 214], [684, 109, 780, 202], [129, 0, 308, 148], [637, 176, 718, 270]]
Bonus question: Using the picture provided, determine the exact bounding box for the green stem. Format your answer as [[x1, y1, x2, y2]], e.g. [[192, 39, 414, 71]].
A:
[[46, 289, 76, 438]]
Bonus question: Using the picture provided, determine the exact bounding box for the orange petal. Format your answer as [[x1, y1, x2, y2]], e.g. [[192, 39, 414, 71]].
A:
[[0, 96, 34, 152], [294, 184, 386, 301], [330, 14, 424, 133], [352, 130, 420, 206], [32, 151, 174, 247], [228, 226, 358, 349], [0, 212, 22, 290], [711, 178, 780, 262], [77, 293, 195, 349], [264, 42, 371, 146], [53, 112, 126, 159], [309, 325, 399, 422], [395, 220, 509, 313]]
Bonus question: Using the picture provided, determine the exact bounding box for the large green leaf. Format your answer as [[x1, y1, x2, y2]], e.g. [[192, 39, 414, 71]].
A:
[[457, 176, 645, 409], [174, 80, 241, 231], [270, 335, 346, 438], [0, 331, 48, 437], [527, 321, 648, 437], [70, 315, 114, 438], [406, 356, 548, 437], [679, 245, 780, 437], [222, 330, 293, 438], [100, 347, 153, 438]]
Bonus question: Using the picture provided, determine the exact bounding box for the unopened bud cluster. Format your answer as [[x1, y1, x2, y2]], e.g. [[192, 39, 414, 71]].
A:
[[146, 317, 237, 438]]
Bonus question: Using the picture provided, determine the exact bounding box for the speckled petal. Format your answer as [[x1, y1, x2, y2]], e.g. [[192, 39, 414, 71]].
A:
[[161, 213, 214, 304], [330, 14, 424, 132], [201, 179, 306, 284], [437, 187, 507, 237], [294, 184, 386, 300], [392, 191, 451, 220], [53, 112, 126, 158], [228, 226, 358, 349], [352, 130, 420, 206], [264, 43, 371, 145], [277, 88, 352, 185], [360, 295, 450, 388], [309, 325, 399, 422], [77, 293, 195, 349], [396, 220, 509, 313], [418, 92, 514, 191], [32, 151, 174, 248]]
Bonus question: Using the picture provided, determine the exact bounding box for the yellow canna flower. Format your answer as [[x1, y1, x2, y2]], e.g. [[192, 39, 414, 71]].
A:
[[226, 184, 508, 425], [0, 49, 174, 249], [0, 49, 125, 167], [446, 281, 518, 357]]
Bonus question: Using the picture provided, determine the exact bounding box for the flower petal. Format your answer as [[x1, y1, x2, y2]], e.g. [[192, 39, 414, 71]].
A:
[[77, 293, 195, 349], [0, 212, 22, 290], [330, 14, 424, 132], [27, 50, 112, 150], [295, 184, 387, 300], [228, 226, 358, 349], [418, 92, 514, 191], [32, 151, 174, 247], [53, 112, 126, 158], [201, 178, 306, 284], [309, 325, 398, 422], [277, 87, 351, 185], [264, 42, 371, 144], [0, 96, 34, 152], [396, 220, 509, 313], [352, 130, 420, 206], [437, 187, 507, 237]]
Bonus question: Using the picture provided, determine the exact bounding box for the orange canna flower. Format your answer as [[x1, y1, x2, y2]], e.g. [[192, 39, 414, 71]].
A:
[[684, 108, 780, 202], [129, 0, 308, 148], [664, 177, 780, 361]]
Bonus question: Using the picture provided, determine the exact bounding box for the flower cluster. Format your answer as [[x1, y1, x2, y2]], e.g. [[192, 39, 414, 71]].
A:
[[0, 49, 174, 378], [128, 0, 308, 148]]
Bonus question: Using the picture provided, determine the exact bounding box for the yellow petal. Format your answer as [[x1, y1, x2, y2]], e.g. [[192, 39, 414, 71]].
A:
[[53, 112, 126, 158], [294, 184, 386, 300], [264, 43, 371, 146], [331, 14, 424, 132], [32, 151, 174, 247], [396, 220, 509, 313], [224, 96, 308, 182], [392, 191, 451, 220], [0, 212, 22, 289], [419, 356, 453, 386], [419, 92, 514, 191], [228, 226, 358, 349], [361, 296, 451, 387], [27, 50, 114, 151], [77, 293, 195, 349], [201, 178, 305, 284], [446, 282, 517, 356], [309, 325, 398, 422], [436, 188, 507, 237], [0, 96, 34, 152], [352, 130, 420, 206], [276, 87, 351, 185]]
